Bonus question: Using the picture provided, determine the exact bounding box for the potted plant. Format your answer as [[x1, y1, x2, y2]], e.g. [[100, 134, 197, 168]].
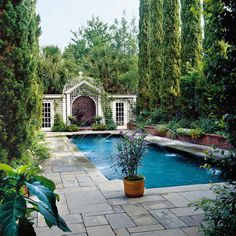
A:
[[115, 131, 147, 197], [0, 163, 70, 236]]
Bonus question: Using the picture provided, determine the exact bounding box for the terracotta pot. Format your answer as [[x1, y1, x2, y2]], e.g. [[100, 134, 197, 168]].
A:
[[123, 177, 145, 198]]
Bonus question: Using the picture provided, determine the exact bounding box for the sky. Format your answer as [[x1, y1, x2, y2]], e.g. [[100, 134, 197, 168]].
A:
[[36, 0, 139, 50]]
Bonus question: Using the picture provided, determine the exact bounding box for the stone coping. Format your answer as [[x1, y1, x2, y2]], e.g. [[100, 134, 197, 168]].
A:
[[45, 130, 227, 159]]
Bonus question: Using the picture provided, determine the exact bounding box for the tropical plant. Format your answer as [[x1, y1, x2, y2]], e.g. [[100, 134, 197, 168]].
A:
[[0, 163, 70, 236], [64, 15, 138, 94], [39, 46, 77, 94], [114, 131, 147, 180]]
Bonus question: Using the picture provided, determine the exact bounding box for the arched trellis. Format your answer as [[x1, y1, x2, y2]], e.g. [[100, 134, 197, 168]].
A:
[[63, 79, 102, 122]]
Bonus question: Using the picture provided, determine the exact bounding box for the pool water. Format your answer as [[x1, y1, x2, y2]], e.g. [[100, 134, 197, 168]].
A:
[[72, 134, 222, 188]]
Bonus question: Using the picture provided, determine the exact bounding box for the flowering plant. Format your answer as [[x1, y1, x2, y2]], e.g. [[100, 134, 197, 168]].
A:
[[115, 131, 147, 180]]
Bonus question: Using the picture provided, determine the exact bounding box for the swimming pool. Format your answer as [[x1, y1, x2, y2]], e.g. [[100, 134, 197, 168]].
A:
[[72, 134, 222, 188]]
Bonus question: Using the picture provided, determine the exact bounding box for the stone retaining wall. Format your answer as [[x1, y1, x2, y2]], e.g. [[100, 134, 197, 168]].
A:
[[127, 123, 233, 150]]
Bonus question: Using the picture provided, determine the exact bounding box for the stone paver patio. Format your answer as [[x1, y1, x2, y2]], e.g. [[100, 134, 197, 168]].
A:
[[35, 135, 217, 236]]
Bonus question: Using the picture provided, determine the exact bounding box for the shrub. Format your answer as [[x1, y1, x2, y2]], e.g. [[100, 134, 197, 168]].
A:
[[52, 114, 66, 132], [190, 128, 204, 139], [155, 125, 168, 136], [165, 118, 193, 132], [65, 124, 79, 132], [27, 132, 50, 161], [191, 118, 224, 134], [150, 108, 170, 124], [94, 116, 103, 124], [104, 109, 116, 130], [192, 152, 236, 236], [176, 128, 204, 139], [91, 124, 107, 131], [166, 130, 176, 139], [68, 115, 77, 125], [165, 120, 181, 131], [193, 184, 236, 236]]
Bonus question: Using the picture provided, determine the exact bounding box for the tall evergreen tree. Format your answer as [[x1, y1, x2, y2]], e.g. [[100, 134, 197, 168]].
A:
[[137, 0, 150, 113], [204, 0, 236, 145], [160, 0, 181, 119], [149, 0, 163, 109], [0, 0, 41, 161], [181, 0, 202, 75]]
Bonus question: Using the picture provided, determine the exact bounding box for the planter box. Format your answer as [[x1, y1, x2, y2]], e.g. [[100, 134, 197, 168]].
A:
[[145, 125, 160, 136], [127, 123, 233, 150], [176, 134, 233, 149]]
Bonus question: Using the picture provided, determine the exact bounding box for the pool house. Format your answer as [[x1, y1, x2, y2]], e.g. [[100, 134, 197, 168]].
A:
[[42, 74, 136, 131]]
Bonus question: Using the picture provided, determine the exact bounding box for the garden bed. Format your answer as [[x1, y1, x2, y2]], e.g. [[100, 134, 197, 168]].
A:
[[127, 123, 233, 150]]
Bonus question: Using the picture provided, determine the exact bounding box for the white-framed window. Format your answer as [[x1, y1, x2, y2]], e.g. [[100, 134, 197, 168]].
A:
[[115, 102, 125, 126], [42, 102, 53, 129]]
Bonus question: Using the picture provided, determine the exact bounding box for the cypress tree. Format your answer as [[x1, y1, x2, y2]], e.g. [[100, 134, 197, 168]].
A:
[[137, 0, 150, 113], [149, 0, 163, 109], [0, 0, 41, 161], [181, 0, 202, 75], [160, 0, 181, 119], [204, 0, 236, 145]]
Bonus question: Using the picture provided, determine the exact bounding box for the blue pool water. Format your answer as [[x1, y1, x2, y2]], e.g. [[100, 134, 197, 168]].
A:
[[72, 135, 222, 188]]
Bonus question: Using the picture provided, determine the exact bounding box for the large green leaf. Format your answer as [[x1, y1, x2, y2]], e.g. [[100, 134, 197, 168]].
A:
[[30, 200, 71, 232], [16, 165, 31, 175], [26, 181, 71, 232], [0, 163, 15, 174], [26, 181, 58, 215], [57, 215, 71, 232], [35, 176, 56, 191], [0, 196, 26, 236]]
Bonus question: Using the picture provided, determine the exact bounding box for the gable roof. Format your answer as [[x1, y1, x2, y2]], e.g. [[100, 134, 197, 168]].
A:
[[63, 76, 101, 94]]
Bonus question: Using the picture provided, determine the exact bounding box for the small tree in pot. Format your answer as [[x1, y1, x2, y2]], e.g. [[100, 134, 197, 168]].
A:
[[115, 131, 147, 197]]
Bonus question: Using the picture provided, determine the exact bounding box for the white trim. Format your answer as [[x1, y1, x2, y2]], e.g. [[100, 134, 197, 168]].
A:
[[66, 93, 71, 119], [62, 96, 67, 123], [112, 100, 128, 129], [65, 81, 101, 94], [41, 100, 54, 131], [108, 94, 136, 99], [43, 94, 64, 99]]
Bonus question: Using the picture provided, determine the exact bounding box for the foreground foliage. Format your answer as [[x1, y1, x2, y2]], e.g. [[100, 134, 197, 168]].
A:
[[194, 184, 236, 236], [0, 164, 70, 236], [193, 151, 236, 235]]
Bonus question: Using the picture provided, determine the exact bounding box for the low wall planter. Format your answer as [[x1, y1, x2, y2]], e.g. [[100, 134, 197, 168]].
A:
[[127, 123, 233, 150]]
